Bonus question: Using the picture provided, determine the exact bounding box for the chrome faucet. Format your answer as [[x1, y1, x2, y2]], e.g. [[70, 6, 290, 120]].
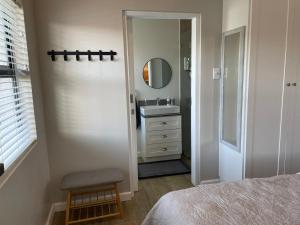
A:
[[156, 98, 160, 105]]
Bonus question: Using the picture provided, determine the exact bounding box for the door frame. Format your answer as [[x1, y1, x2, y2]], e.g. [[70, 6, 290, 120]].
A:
[[122, 11, 202, 195]]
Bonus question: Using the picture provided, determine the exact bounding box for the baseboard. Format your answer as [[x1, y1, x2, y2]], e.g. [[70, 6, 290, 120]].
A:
[[120, 191, 133, 201], [45, 203, 56, 225], [200, 178, 220, 185], [45, 191, 132, 225]]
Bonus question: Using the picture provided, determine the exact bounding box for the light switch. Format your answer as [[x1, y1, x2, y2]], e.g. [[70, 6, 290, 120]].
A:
[[213, 67, 221, 80]]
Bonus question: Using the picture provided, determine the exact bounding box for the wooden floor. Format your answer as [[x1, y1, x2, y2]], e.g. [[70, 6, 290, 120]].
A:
[[52, 174, 192, 225]]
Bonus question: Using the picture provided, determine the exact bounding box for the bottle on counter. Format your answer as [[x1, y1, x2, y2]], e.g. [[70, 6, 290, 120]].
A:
[[166, 96, 171, 106]]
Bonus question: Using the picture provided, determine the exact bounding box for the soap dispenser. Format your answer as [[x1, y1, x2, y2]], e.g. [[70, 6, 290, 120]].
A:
[[166, 96, 171, 106]]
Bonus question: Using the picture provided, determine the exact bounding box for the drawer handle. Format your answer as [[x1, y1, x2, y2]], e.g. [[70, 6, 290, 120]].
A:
[[161, 147, 168, 151], [161, 135, 168, 138], [161, 122, 168, 125]]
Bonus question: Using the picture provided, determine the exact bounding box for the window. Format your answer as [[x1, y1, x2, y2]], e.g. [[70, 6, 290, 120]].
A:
[[0, 0, 36, 173]]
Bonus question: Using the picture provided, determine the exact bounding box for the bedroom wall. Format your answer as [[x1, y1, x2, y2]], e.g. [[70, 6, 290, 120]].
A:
[[34, 0, 222, 202], [0, 0, 51, 224]]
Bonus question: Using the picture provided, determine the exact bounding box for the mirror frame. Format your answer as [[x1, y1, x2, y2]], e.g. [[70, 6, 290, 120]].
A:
[[220, 26, 246, 152], [142, 57, 173, 89]]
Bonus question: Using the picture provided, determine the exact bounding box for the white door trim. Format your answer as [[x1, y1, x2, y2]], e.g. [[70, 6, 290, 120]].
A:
[[122, 11, 202, 194]]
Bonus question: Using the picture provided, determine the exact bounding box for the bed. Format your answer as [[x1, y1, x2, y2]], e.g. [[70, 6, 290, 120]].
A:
[[142, 174, 300, 225]]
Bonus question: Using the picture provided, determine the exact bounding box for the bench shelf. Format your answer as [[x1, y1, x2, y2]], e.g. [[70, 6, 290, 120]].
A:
[[65, 183, 122, 225]]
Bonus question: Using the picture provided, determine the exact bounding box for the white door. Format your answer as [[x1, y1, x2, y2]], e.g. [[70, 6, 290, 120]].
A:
[[288, 5, 300, 172], [287, 67, 300, 174], [219, 27, 246, 182], [279, 0, 300, 175]]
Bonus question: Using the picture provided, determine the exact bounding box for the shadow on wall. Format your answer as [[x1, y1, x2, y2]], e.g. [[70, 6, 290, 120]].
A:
[[43, 41, 130, 202]]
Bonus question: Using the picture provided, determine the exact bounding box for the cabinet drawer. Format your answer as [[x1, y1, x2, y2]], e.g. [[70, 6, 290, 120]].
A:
[[144, 116, 181, 131], [144, 142, 182, 158], [145, 129, 181, 145]]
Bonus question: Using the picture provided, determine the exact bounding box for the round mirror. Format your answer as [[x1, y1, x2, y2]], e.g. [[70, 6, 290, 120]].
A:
[[143, 58, 172, 89]]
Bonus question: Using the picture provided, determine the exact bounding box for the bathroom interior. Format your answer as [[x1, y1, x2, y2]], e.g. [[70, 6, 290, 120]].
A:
[[132, 18, 192, 179]]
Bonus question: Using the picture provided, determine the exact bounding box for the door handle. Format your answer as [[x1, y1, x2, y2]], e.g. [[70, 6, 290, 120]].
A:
[[161, 122, 167, 125], [161, 135, 168, 138], [292, 83, 297, 87], [161, 147, 168, 151], [286, 82, 291, 87]]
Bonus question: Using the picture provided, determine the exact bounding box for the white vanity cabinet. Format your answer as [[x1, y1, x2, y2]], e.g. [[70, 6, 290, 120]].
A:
[[140, 115, 182, 162]]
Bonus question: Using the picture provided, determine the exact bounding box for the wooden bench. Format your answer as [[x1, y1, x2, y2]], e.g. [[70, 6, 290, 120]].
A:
[[61, 168, 124, 225]]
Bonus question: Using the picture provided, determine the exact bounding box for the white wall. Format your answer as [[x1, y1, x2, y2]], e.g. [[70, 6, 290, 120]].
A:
[[34, 0, 222, 202], [222, 0, 249, 32], [132, 19, 180, 103], [0, 0, 51, 224]]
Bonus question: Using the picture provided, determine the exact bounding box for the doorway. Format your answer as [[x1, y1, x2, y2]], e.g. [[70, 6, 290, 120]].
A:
[[123, 11, 202, 194]]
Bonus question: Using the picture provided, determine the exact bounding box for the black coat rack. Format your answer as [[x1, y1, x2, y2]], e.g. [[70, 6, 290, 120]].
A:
[[47, 50, 117, 61]]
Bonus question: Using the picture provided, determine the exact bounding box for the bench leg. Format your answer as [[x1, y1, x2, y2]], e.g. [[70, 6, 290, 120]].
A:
[[114, 183, 123, 219], [65, 191, 71, 225]]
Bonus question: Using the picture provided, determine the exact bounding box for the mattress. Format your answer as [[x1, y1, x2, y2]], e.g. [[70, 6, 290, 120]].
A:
[[142, 174, 300, 225]]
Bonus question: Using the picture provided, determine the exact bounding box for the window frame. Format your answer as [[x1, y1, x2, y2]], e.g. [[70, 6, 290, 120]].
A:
[[0, 0, 37, 178]]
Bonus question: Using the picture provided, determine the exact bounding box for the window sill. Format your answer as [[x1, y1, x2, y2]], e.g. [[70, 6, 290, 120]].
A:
[[0, 140, 38, 189]]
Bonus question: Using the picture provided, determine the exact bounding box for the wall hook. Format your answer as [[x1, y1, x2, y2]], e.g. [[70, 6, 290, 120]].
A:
[[88, 50, 92, 61], [47, 50, 117, 62], [110, 50, 114, 61], [99, 50, 103, 61], [76, 50, 80, 61], [50, 50, 55, 61], [63, 50, 68, 61]]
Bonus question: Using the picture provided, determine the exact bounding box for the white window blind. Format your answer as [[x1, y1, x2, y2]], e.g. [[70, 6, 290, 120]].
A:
[[0, 0, 36, 173]]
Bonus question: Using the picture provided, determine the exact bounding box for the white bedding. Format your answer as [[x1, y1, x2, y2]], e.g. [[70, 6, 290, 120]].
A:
[[142, 174, 300, 225]]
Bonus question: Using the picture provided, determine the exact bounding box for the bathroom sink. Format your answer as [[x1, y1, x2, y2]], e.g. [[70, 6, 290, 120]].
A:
[[140, 105, 180, 116]]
